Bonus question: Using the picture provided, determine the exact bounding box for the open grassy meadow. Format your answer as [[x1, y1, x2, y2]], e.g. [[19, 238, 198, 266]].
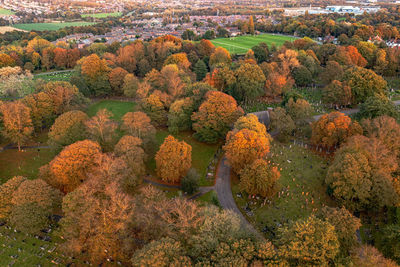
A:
[[13, 22, 95, 31], [0, 148, 55, 184], [211, 33, 297, 54], [82, 12, 122, 18], [86, 99, 137, 120], [0, 8, 15, 15], [232, 142, 335, 239]]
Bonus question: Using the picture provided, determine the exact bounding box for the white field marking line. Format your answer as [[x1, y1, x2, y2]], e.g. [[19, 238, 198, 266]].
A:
[[211, 40, 250, 51]]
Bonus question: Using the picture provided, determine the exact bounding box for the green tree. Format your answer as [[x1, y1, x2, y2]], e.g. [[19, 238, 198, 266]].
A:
[[269, 107, 295, 142], [181, 168, 200, 195], [278, 215, 339, 266], [233, 63, 266, 102], [10, 179, 62, 234], [0, 176, 26, 221], [358, 95, 399, 120], [193, 60, 208, 81], [48, 110, 89, 151], [168, 97, 194, 134], [292, 65, 312, 87], [342, 66, 387, 103]]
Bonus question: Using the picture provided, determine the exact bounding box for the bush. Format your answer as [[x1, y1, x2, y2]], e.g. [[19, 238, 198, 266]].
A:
[[181, 168, 200, 194]]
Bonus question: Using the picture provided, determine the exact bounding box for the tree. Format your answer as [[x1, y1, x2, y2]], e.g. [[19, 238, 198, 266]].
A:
[[79, 54, 111, 96], [319, 60, 343, 85], [239, 159, 280, 197], [182, 29, 196, 40], [292, 65, 312, 87], [0, 53, 15, 68], [109, 67, 128, 95], [0, 101, 33, 151], [223, 129, 270, 173], [323, 80, 353, 107], [192, 91, 244, 143], [39, 140, 102, 193], [380, 224, 400, 264], [233, 114, 267, 137], [311, 112, 362, 148], [85, 109, 118, 151], [48, 110, 89, 151], [321, 206, 362, 255], [141, 91, 169, 125], [60, 172, 134, 264], [54, 47, 68, 69], [269, 107, 295, 142], [10, 179, 62, 234], [252, 42, 269, 64], [206, 63, 236, 92], [358, 95, 399, 120], [362, 115, 400, 159], [197, 39, 215, 58], [326, 135, 399, 211], [351, 245, 398, 267], [168, 97, 194, 134], [374, 49, 388, 75], [132, 238, 191, 266], [122, 73, 139, 98], [155, 135, 192, 183], [0, 176, 26, 221], [209, 47, 232, 69], [181, 168, 200, 195], [121, 111, 156, 149], [164, 53, 191, 70], [114, 135, 146, 188], [234, 63, 266, 102], [342, 66, 387, 103], [278, 215, 339, 266], [193, 60, 208, 81], [249, 16, 255, 35], [286, 98, 313, 125]]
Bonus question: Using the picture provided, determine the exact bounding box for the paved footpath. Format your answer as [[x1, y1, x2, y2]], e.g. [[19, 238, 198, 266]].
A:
[[214, 157, 265, 240]]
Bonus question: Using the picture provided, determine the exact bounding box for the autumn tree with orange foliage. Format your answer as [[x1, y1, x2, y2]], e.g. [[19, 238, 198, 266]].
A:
[[0, 53, 15, 68], [239, 159, 280, 197], [311, 111, 362, 148], [196, 39, 215, 58], [79, 54, 111, 96], [0, 101, 33, 151], [54, 47, 68, 69], [164, 53, 191, 70], [60, 159, 134, 264], [192, 91, 244, 143], [109, 67, 128, 95], [155, 135, 192, 183], [39, 140, 102, 193], [223, 129, 270, 173]]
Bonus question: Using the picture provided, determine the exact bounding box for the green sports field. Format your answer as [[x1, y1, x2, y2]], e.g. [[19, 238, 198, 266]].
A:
[[13, 22, 95, 31], [211, 34, 297, 54], [0, 8, 15, 15], [82, 12, 122, 18]]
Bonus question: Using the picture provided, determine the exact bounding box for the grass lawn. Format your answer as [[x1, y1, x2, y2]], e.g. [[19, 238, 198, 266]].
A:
[[232, 142, 335, 239], [34, 71, 73, 82], [196, 190, 219, 206], [147, 130, 220, 186], [0, 225, 67, 266], [0, 8, 15, 15], [211, 33, 297, 54], [82, 12, 122, 18], [86, 100, 136, 120], [0, 148, 55, 184], [13, 22, 95, 31]]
